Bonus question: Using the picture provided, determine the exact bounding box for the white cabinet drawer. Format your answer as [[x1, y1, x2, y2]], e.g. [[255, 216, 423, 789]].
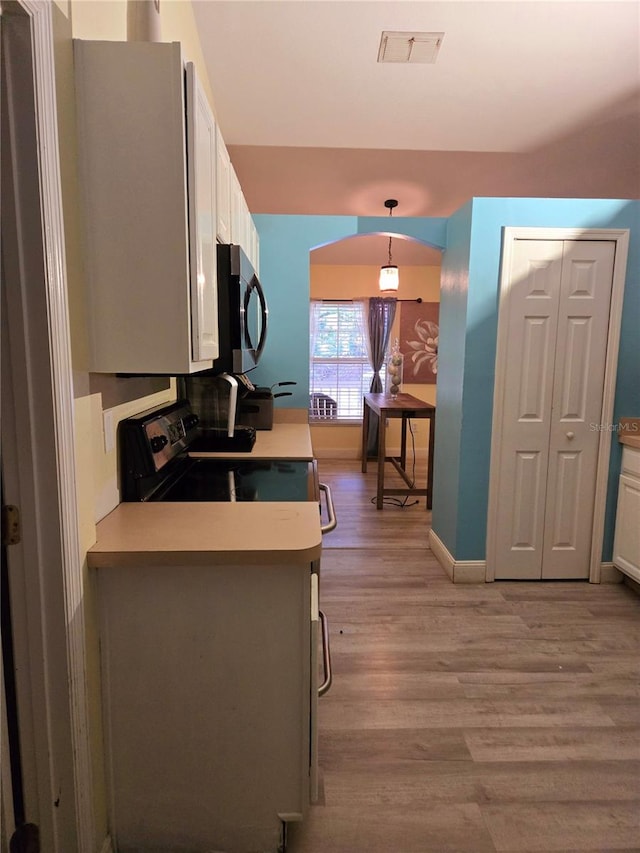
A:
[[621, 446, 640, 478]]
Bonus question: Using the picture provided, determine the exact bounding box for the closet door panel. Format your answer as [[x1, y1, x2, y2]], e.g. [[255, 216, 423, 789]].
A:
[[542, 241, 615, 578], [493, 241, 563, 579]]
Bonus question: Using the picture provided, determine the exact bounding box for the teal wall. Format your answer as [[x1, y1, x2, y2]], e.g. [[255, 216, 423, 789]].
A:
[[430, 202, 473, 556], [435, 198, 640, 563], [251, 214, 447, 408], [253, 201, 639, 565]]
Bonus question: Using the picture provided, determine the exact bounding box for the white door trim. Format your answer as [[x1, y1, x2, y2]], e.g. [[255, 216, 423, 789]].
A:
[[2, 0, 95, 848], [487, 227, 629, 583]]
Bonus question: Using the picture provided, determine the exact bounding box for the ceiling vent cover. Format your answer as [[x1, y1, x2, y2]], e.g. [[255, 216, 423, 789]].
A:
[[377, 31, 444, 64]]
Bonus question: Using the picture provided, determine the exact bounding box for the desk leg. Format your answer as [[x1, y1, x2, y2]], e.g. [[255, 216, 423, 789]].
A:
[[376, 413, 386, 509], [400, 415, 408, 470], [427, 413, 435, 510], [361, 399, 370, 473]]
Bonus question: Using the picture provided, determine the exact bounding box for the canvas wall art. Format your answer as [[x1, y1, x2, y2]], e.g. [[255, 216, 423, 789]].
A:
[[399, 301, 439, 384]]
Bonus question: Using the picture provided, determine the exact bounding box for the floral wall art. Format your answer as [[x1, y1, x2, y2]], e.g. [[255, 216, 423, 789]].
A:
[[399, 301, 439, 384]]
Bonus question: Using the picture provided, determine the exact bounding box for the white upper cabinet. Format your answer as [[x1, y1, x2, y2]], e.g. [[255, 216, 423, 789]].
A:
[[230, 166, 246, 250], [215, 126, 232, 245], [230, 164, 260, 272], [74, 40, 218, 374], [249, 217, 260, 276], [185, 62, 219, 363]]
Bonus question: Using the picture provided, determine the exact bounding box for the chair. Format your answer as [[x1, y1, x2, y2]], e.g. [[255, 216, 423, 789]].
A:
[[309, 393, 338, 420]]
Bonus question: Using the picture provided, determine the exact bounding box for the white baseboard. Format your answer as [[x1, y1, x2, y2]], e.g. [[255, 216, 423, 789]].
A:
[[599, 562, 624, 583], [100, 836, 114, 853], [429, 536, 625, 586], [428, 530, 487, 583]]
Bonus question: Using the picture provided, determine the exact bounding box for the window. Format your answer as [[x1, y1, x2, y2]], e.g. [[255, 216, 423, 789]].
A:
[[309, 301, 374, 420]]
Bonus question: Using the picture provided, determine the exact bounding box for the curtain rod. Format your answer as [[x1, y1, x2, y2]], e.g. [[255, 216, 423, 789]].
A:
[[320, 298, 423, 303]]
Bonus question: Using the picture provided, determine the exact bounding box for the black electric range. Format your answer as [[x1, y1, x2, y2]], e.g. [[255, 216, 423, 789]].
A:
[[119, 400, 317, 503]]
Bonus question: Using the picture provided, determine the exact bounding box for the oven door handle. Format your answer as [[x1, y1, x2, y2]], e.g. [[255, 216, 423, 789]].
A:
[[318, 609, 332, 697], [319, 482, 337, 535]]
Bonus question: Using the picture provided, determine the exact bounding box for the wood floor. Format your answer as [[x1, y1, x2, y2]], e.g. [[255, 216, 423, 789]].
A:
[[288, 459, 640, 853]]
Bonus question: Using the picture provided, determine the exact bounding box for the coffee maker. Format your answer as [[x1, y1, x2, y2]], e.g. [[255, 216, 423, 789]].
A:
[[182, 373, 256, 452]]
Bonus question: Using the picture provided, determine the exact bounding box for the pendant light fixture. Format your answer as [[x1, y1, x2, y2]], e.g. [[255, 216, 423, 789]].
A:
[[379, 198, 399, 292]]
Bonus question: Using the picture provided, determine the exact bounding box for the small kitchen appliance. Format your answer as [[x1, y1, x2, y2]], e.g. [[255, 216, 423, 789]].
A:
[[180, 373, 256, 451], [237, 379, 297, 431]]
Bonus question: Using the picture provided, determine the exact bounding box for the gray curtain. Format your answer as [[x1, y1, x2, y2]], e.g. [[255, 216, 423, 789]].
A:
[[365, 297, 397, 457]]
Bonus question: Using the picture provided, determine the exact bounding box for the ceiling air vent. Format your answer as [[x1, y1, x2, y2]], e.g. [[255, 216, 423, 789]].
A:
[[377, 31, 444, 64]]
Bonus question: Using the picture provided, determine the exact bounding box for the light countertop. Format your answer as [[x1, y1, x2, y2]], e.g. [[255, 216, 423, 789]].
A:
[[88, 502, 322, 568], [189, 423, 313, 460], [619, 417, 640, 449], [89, 422, 321, 569]]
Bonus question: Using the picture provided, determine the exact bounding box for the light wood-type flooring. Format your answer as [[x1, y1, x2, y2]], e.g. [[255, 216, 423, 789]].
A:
[[287, 459, 640, 853]]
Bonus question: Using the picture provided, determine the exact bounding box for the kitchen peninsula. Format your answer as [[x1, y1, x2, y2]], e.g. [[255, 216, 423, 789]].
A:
[[88, 419, 323, 853]]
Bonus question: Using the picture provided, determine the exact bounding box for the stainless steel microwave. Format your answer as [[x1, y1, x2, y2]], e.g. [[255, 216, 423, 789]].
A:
[[212, 244, 268, 374]]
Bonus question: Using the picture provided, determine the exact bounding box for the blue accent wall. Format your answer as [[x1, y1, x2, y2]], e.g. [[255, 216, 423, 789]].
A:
[[251, 214, 447, 409], [430, 202, 473, 555], [253, 201, 639, 565], [436, 198, 640, 562]]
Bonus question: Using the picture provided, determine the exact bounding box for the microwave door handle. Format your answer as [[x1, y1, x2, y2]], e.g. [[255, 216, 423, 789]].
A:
[[253, 279, 268, 361]]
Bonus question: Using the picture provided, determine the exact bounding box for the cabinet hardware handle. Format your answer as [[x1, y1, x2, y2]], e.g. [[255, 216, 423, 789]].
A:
[[319, 483, 337, 534], [318, 609, 332, 697]]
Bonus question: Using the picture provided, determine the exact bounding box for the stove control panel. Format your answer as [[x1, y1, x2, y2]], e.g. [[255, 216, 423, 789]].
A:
[[149, 435, 169, 454], [120, 400, 203, 500], [143, 403, 199, 470]]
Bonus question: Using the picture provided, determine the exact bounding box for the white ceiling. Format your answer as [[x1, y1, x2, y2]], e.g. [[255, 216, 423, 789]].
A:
[[194, 0, 638, 151], [192, 0, 640, 263]]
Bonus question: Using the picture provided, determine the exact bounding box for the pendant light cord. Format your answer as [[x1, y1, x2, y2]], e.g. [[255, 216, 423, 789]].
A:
[[387, 201, 394, 264]]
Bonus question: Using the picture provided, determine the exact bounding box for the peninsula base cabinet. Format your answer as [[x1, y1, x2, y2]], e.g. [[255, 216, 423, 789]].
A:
[[612, 446, 640, 583], [97, 562, 316, 853]]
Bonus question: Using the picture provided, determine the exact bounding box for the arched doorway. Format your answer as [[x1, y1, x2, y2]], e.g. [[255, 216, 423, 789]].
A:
[[308, 232, 443, 459]]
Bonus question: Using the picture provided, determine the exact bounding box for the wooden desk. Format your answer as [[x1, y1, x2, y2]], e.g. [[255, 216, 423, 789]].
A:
[[361, 393, 436, 510]]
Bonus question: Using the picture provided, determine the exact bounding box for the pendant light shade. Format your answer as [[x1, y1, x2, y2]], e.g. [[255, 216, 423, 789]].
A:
[[379, 264, 399, 291], [379, 199, 399, 292]]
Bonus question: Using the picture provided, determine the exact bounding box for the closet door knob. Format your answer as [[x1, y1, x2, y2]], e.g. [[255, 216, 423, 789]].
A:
[[566, 431, 575, 440]]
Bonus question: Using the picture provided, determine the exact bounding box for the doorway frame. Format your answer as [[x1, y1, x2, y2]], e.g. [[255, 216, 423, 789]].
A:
[[1, 0, 95, 849], [486, 227, 630, 583]]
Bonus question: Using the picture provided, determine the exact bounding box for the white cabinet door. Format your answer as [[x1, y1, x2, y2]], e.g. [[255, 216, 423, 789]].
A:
[[74, 40, 215, 373], [613, 450, 640, 582], [185, 63, 219, 362], [98, 562, 312, 853], [491, 240, 615, 579], [613, 474, 640, 580], [230, 166, 244, 248], [215, 126, 232, 244], [230, 165, 251, 254], [250, 216, 260, 274]]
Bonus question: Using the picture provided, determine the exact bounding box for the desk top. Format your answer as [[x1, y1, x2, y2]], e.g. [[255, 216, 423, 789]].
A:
[[364, 393, 436, 416]]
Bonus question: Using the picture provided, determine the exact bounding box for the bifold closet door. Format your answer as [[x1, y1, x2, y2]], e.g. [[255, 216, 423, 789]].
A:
[[493, 239, 615, 580]]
